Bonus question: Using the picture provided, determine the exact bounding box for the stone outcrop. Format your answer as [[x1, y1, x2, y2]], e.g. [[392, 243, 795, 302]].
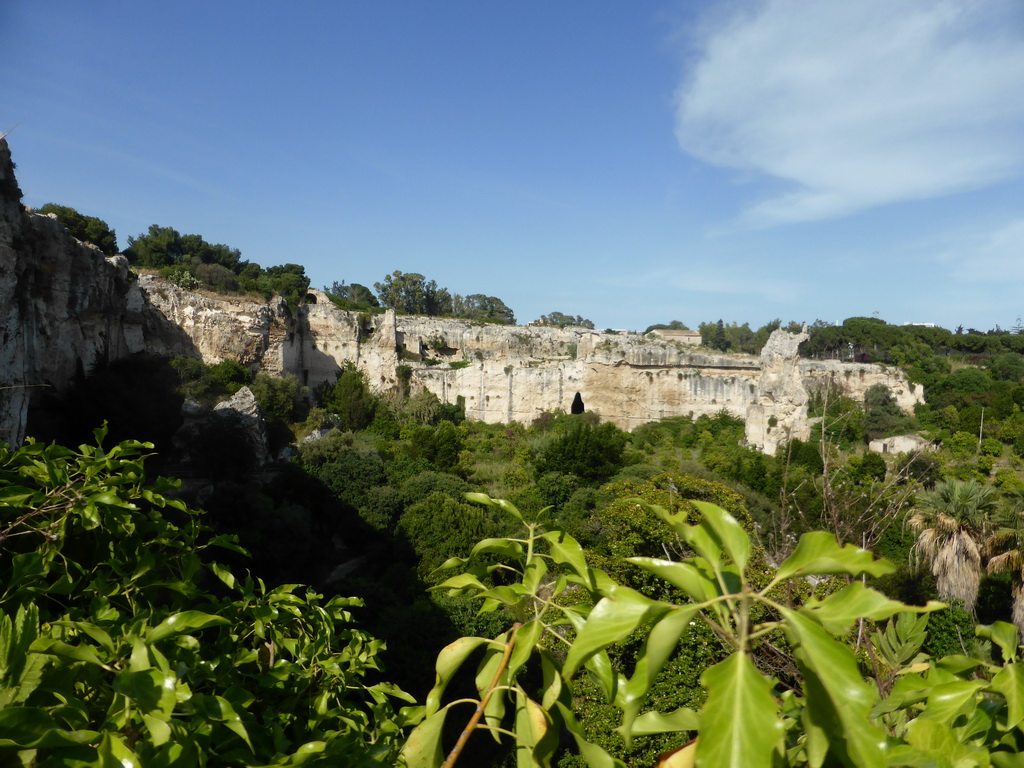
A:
[[0, 138, 925, 452], [0, 138, 197, 445]]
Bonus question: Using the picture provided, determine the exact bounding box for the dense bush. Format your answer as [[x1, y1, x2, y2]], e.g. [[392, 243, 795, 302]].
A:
[[0, 431, 410, 766]]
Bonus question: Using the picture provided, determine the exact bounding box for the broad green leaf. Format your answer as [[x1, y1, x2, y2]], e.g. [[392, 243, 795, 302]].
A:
[[772, 531, 894, 586], [142, 713, 172, 746], [469, 537, 524, 560], [563, 587, 669, 678], [523, 557, 548, 594], [978, 622, 1020, 663], [97, 732, 141, 768], [630, 706, 700, 737], [425, 635, 492, 716], [934, 655, 985, 675], [916, 679, 987, 725], [194, 694, 254, 752], [431, 572, 487, 593], [586, 649, 619, 703], [509, 620, 542, 678], [542, 529, 590, 580], [514, 690, 551, 766], [904, 718, 988, 767], [475, 583, 531, 606], [620, 606, 698, 741], [689, 500, 750, 571], [627, 557, 720, 602], [539, 650, 564, 711], [872, 674, 931, 716], [802, 582, 936, 635], [991, 663, 1024, 729], [697, 652, 782, 768], [473, 645, 510, 740], [31, 638, 106, 667], [209, 561, 236, 591], [113, 668, 178, 717], [147, 610, 230, 643], [782, 608, 886, 768]]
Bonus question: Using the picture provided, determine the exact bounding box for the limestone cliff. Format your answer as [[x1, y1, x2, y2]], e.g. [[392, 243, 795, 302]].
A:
[[0, 138, 194, 444], [0, 138, 924, 451]]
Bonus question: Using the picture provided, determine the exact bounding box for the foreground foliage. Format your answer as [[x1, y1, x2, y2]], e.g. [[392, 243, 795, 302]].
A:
[[0, 430, 411, 766], [409, 494, 1024, 767]]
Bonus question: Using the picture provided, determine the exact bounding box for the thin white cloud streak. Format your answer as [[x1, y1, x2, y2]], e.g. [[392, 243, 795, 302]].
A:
[[675, 0, 1024, 224]]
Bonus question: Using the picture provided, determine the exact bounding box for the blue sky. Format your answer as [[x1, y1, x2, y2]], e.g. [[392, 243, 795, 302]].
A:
[[3, 1, 1023, 333]]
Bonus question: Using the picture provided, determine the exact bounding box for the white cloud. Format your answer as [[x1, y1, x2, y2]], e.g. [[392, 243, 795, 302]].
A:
[[675, 0, 1024, 224]]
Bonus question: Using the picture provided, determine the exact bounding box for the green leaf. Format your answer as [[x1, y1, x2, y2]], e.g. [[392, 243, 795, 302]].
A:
[[469, 537, 524, 560], [476, 638, 511, 736], [147, 611, 231, 643], [915, 679, 987, 726], [509, 620, 542, 678], [113, 668, 178, 718], [194, 694, 254, 752], [782, 608, 886, 768], [991, 663, 1024, 729], [978, 622, 1020, 663], [689, 500, 750, 571], [542, 529, 591, 580], [31, 637, 106, 667], [619, 606, 698, 741], [431, 572, 486, 594], [425, 636, 492, 716], [513, 689, 552, 765], [772, 531, 895, 585], [626, 557, 720, 602], [97, 732, 141, 768], [563, 587, 668, 678], [697, 652, 782, 768], [209, 561, 236, 591], [904, 718, 988, 767], [629, 706, 700, 737], [802, 582, 934, 635]]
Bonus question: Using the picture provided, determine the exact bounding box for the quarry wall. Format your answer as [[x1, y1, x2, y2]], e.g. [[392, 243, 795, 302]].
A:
[[0, 137, 923, 452]]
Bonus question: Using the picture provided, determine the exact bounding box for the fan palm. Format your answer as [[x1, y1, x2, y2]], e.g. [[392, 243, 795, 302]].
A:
[[987, 488, 1024, 633], [907, 478, 1000, 613]]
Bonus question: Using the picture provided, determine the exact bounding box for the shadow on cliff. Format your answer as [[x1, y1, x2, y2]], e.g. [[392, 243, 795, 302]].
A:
[[26, 355, 185, 460]]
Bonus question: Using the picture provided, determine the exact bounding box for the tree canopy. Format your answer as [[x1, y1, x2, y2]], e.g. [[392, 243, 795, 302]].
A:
[[38, 202, 118, 255], [533, 311, 595, 329]]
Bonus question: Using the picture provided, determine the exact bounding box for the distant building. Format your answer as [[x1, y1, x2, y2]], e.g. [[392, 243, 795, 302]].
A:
[[650, 329, 702, 345], [868, 434, 934, 455], [902, 322, 937, 328]]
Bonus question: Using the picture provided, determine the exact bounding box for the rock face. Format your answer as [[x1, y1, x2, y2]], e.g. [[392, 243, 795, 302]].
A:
[[0, 138, 925, 451], [0, 138, 196, 445]]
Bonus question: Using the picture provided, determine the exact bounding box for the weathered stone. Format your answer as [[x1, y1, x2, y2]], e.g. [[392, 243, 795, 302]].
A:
[[0, 138, 925, 454]]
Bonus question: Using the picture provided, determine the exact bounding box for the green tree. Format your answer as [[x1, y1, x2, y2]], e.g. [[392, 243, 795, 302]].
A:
[[374, 271, 452, 316], [534, 419, 627, 482], [863, 383, 915, 440], [322, 362, 378, 431], [38, 202, 118, 255], [451, 293, 516, 324], [325, 281, 380, 310], [533, 311, 595, 329]]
